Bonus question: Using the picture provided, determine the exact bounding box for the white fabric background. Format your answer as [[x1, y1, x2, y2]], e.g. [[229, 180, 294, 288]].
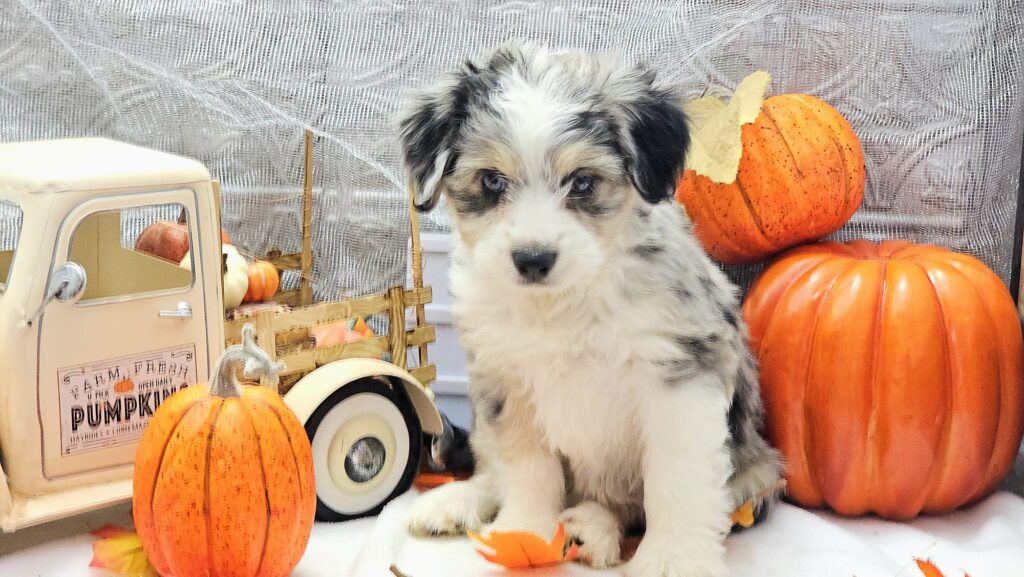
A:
[[1, 0, 1022, 297]]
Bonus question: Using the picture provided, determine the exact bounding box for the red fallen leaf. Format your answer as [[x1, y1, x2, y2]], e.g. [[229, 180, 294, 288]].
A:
[[89, 524, 157, 577], [915, 558, 971, 577], [469, 522, 579, 569]]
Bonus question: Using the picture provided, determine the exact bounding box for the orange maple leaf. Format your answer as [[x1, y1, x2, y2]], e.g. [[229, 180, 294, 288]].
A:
[[88, 524, 157, 577], [915, 558, 971, 577], [469, 522, 579, 569]]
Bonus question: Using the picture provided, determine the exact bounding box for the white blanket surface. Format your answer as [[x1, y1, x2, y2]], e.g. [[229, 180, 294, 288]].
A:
[[2, 491, 1021, 577]]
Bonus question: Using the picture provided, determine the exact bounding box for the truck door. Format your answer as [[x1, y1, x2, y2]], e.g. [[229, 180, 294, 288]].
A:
[[37, 190, 215, 479]]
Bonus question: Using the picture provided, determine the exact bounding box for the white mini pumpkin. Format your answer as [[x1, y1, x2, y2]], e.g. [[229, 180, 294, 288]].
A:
[[180, 244, 249, 310]]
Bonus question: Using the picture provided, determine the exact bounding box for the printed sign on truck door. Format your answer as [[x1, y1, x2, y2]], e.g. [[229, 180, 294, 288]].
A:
[[57, 344, 197, 456]]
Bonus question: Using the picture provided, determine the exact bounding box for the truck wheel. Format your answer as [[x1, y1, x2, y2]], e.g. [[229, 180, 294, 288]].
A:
[[303, 377, 422, 522]]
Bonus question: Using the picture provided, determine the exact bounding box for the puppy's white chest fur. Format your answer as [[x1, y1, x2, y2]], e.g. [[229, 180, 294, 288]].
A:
[[452, 251, 661, 506]]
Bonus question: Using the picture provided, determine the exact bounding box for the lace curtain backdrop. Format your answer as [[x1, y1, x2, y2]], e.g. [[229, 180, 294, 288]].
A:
[[1, 0, 1023, 489]]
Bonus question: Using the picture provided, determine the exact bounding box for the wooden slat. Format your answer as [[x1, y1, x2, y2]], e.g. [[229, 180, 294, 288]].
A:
[[270, 294, 390, 332], [225, 286, 434, 343], [407, 325, 435, 347], [223, 285, 438, 388], [224, 318, 246, 342], [300, 129, 314, 306], [315, 338, 390, 364], [274, 290, 301, 306], [275, 337, 390, 373], [407, 180, 431, 372], [227, 307, 435, 349], [277, 356, 316, 376], [265, 253, 302, 270], [404, 286, 432, 307], [255, 310, 277, 388], [410, 364, 437, 385], [388, 286, 407, 368]]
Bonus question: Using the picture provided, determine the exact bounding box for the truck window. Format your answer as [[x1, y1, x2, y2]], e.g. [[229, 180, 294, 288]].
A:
[[0, 199, 21, 293], [69, 202, 195, 303]]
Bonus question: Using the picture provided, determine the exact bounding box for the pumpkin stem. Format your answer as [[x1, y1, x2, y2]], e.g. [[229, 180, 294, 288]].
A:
[[209, 324, 285, 398]]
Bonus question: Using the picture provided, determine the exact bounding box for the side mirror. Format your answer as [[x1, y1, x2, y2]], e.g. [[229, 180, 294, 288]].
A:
[[25, 262, 87, 326]]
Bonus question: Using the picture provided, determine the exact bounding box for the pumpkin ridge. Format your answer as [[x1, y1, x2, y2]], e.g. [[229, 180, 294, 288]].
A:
[[736, 124, 782, 244], [687, 174, 764, 260], [910, 261, 956, 509], [734, 177, 768, 240], [759, 105, 806, 181], [147, 398, 209, 540], [922, 259, 1002, 505], [944, 260, 1024, 498], [865, 261, 889, 514], [830, 134, 852, 216], [140, 395, 207, 573], [972, 284, 1024, 498], [801, 258, 861, 508], [250, 396, 310, 507], [240, 403, 274, 577], [204, 400, 227, 577], [250, 395, 314, 570], [753, 256, 838, 358], [699, 176, 770, 259], [797, 94, 866, 228]]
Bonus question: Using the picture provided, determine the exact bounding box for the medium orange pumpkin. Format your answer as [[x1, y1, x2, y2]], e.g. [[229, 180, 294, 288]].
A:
[[133, 326, 315, 577], [676, 93, 865, 264], [135, 218, 232, 264], [244, 261, 280, 303], [743, 240, 1024, 519]]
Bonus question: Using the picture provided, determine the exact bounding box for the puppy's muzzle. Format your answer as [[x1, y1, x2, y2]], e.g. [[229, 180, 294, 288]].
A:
[[512, 247, 558, 283]]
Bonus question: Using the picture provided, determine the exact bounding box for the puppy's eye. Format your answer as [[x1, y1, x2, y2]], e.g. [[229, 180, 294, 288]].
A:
[[569, 174, 596, 197], [481, 171, 508, 195]]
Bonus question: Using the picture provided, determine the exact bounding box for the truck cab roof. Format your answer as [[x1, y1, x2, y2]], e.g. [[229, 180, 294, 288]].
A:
[[0, 138, 211, 200]]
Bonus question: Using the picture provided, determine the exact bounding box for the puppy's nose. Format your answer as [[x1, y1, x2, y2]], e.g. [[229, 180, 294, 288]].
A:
[[512, 247, 558, 283]]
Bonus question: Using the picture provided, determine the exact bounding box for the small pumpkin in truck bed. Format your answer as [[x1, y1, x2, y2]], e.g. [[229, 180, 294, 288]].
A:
[[675, 71, 865, 264]]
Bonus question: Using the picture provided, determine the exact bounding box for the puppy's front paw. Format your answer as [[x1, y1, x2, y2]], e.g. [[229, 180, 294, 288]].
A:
[[623, 538, 727, 577], [559, 502, 622, 568], [407, 481, 497, 536]]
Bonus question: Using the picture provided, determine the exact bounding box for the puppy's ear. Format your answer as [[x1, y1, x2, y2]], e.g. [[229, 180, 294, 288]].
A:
[[398, 65, 483, 212], [621, 71, 690, 204]]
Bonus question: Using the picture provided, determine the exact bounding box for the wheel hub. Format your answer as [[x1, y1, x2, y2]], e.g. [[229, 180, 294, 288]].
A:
[[344, 436, 387, 484]]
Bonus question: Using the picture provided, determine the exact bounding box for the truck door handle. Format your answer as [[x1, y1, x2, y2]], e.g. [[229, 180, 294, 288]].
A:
[[159, 301, 193, 319]]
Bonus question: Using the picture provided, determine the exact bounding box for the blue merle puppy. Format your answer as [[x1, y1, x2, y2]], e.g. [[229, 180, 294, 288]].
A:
[[398, 41, 783, 577]]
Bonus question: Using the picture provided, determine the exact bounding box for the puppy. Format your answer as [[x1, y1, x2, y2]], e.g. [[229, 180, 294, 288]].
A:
[[398, 41, 783, 577]]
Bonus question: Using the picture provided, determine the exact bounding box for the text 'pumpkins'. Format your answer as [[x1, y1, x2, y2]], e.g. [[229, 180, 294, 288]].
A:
[[133, 325, 315, 577], [676, 71, 865, 264], [743, 240, 1024, 520]]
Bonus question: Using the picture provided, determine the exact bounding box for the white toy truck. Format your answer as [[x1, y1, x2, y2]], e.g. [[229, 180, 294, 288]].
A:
[[0, 137, 443, 531]]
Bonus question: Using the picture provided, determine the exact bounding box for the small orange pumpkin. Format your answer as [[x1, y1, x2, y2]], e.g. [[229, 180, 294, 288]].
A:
[[743, 240, 1024, 519], [133, 325, 315, 577], [675, 72, 865, 264], [243, 260, 280, 303], [113, 378, 134, 394]]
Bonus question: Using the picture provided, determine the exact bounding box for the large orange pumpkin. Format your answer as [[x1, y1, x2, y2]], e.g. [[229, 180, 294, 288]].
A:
[[676, 93, 865, 264], [743, 240, 1024, 519], [133, 326, 315, 577]]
